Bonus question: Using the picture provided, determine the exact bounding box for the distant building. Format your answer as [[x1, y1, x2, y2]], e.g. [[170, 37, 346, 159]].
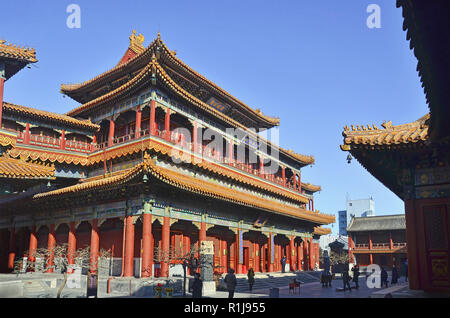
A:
[[319, 234, 348, 252], [338, 198, 375, 235], [347, 214, 407, 268]]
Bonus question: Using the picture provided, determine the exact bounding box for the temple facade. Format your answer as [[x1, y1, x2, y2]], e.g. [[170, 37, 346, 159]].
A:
[[0, 32, 334, 278], [341, 1, 450, 292], [347, 215, 407, 268]]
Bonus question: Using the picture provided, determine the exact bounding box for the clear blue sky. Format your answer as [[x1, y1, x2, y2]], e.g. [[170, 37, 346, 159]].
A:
[[2, 1, 427, 233]]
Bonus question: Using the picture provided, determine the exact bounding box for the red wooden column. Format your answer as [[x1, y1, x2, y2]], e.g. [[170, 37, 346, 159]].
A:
[[192, 122, 198, 153], [46, 224, 56, 273], [309, 238, 314, 270], [259, 157, 264, 176], [221, 240, 228, 274], [124, 215, 135, 277], [108, 118, 115, 147], [8, 228, 15, 270], [389, 232, 394, 250], [135, 107, 142, 138], [24, 123, 31, 144], [141, 202, 153, 277], [228, 140, 234, 163], [297, 241, 303, 271], [261, 244, 266, 272], [290, 236, 295, 271], [293, 172, 297, 191], [298, 170, 302, 192], [235, 229, 243, 274], [67, 222, 76, 267], [254, 242, 260, 272], [149, 100, 156, 135], [369, 232, 373, 265], [315, 243, 319, 268], [28, 227, 37, 271], [89, 220, 99, 274], [268, 233, 274, 272], [281, 166, 286, 187], [60, 130, 66, 150], [161, 215, 170, 277], [0, 76, 4, 127], [164, 108, 171, 141], [348, 235, 355, 263]]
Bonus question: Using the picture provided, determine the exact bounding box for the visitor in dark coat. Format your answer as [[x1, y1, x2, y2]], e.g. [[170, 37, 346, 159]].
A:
[[403, 260, 408, 282], [247, 268, 255, 291], [192, 273, 203, 298], [281, 256, 287, 273], [224, 268, 237, 298], [342, 270, 351, 291], [381, 267, 388, 288], [351, 265, 360, 289], [391, 265, 399, 284]]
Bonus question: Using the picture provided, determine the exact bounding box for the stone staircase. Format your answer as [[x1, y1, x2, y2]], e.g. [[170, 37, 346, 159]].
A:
[[233, 271, 321, 293]]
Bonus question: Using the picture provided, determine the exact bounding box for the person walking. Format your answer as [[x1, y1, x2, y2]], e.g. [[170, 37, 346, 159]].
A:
[[351, 264, 360, 290], [281, 256, 286, 273], [224, 268, 237, 298], [247, 268, 255, 292], [380, 267, 388, 288], [342, 269, 351, 291], [391, 265, 399, 284], [192, 272, 203, 298], [403, 260, 408, 282]]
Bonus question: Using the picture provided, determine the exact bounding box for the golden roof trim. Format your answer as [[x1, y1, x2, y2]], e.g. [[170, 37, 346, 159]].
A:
[[0, 155, 55, 179], [302, 182, 321, 192], [341, 114, 429, 149], [314, 226, 331, 235], [3, 102, 99, 131], [0, 40, 37, 63], [34, 158, 334, 225], [8, 147, 89, 166]]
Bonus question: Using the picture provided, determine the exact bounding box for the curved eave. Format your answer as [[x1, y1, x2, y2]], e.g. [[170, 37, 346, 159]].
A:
[[34, 158, 334, 225], [314, 226, 331, 235], [158, 41, 280, 128], [67, 58, 313, 166], [302, 183, 321, 193], [3, 102, 99, 132], [0, 156, 55, 180], [62, 35, 279, 127]]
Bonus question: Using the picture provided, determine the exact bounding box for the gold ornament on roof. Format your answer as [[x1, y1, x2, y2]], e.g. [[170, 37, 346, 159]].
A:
[[129, 30, 145, 52]]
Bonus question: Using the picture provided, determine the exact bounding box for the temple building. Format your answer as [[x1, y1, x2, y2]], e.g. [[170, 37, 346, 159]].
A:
[[341, 1, 450, 292], [0, 31, 334, 277], [347, 215, 407, 268]]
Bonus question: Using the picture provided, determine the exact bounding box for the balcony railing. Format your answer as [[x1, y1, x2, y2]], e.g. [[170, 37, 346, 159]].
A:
[[16, 131, 94, 154], [93, 128, 302, 193], [354, 242, 407, 250]]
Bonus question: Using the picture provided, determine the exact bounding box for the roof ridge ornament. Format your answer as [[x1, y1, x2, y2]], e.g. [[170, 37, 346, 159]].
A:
[[129, 30, 145, 52], [381, 120, 392, 129]]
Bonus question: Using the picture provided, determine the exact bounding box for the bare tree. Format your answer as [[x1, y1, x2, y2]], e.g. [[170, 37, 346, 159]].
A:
[[13, 244, 111, 298]]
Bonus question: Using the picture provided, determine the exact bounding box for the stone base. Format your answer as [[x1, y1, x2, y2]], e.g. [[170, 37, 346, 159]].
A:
[[202, 281, 216, 295]]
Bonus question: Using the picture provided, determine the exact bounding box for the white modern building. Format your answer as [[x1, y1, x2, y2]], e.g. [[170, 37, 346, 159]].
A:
[[338, 197, 375, 235]]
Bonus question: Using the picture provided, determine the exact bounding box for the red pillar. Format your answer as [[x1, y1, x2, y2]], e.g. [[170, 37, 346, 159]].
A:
[[228, 140, 233, 162], [293, 172, 297, 191], [192, 122, 198, 153], [135, 107, 142, 138], [164, 108, 171, 141], [141, 212, 153, 277], [268, 233, 274, 272], [389, 232, 394, 250], [161, 216, 170, 277], [108, 119, 115, 147], [0, 77, 4, 127], [348, 235, 355, 263], [150, 100, 156, 135], [28, 227, 37, 270], [46, 224, 56, 273], [89, 220, 99, 274], [298, 170, 302, 192], [254, 242, 260, 272], [67, 222, 76, 267], [24, 123, 30, 144], [124, 216, 135, 277], [369, 254, 373, 265], [297, 242, 302, 271], [221, 240, 227, 274], [8, 228, 15, 270], [290, 236, 295, 271], [236, 229, 242, 274], [369, 233, 373, 250], [282, 166, 286, 187], [309, 238, 314, 270], [60, 130, 66, 150]]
